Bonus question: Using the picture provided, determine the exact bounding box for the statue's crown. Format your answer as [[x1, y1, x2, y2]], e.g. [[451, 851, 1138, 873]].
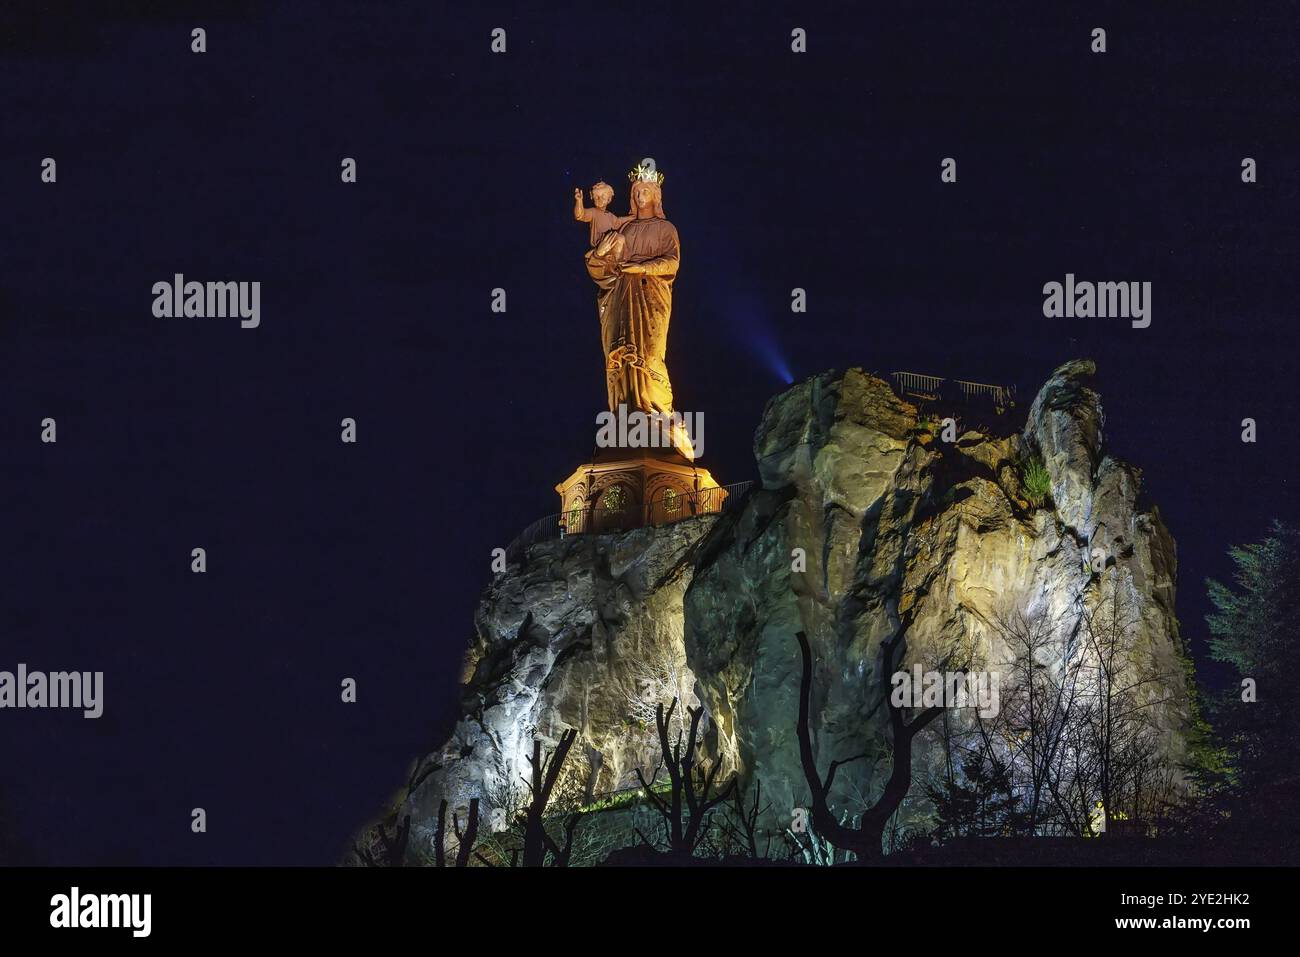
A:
[[628, 162, 665, 185]]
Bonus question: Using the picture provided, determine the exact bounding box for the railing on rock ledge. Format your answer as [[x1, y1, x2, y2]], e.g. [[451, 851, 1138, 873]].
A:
[[504, 480, 754, 564], [891, 371, 1017, 411]]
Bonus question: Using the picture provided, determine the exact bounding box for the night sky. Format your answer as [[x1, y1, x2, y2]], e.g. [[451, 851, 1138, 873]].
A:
[[1, 2, 1297, 864]]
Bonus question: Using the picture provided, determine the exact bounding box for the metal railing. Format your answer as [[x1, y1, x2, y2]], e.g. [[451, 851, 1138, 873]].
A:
[[891, 371, 1017, 411], [892, 371, 945, 397], [504, 480, 753, 564]]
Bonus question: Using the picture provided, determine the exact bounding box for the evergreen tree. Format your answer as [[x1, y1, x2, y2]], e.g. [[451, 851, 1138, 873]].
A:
[[926, 753, 1023, 841], [1197, 522, 1300, 860]]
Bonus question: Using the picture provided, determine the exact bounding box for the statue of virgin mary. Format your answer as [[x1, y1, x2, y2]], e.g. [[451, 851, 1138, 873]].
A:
[[584, 164, 694, 460]]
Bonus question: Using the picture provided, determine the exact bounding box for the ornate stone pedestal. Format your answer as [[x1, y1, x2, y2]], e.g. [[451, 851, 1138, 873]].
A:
[[555, 446, 725, 535]]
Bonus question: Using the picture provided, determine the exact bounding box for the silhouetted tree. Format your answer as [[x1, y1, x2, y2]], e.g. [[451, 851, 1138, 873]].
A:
[[794, 630, 953, 861], [434, 799, 447, 866], [354, 812, 410, 867], [986, 605, 1084, 834], [453, 799, 481, 867], [635, 699, 735, 857], [925, 753, 1023, 840], [1078, 579, 1176, 831], [717, 779, 773, 859], [521, 728, 581, 866], [410, 798, 485, 867]]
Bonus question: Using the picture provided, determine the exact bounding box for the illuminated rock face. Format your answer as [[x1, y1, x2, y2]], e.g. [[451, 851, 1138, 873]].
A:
[[399, 516, 718, 860], [390, 360, 1191, 860], [685, 360, 1191, 838]]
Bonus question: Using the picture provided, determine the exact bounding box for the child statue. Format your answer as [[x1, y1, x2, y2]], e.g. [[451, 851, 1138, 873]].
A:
[[573, 181, 633, 247]]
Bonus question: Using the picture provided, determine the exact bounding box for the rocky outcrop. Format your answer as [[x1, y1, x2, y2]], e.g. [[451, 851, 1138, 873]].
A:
[[371, 359, 1192, 862], [685, 360, 1190, 836], [395, 517, 718, 861]]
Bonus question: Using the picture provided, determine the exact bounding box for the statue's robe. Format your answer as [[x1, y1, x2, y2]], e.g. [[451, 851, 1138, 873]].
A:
[[586, 207, 633, 247], [585, 216, 694, 460]]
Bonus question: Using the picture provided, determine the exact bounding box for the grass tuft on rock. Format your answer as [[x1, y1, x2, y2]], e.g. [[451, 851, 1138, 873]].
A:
[[1019, 455, 1052, 509]]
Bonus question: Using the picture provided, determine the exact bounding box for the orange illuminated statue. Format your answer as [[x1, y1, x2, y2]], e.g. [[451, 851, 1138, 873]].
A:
[[556, 161, 723, 527], [584, 163, 694, 460]]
